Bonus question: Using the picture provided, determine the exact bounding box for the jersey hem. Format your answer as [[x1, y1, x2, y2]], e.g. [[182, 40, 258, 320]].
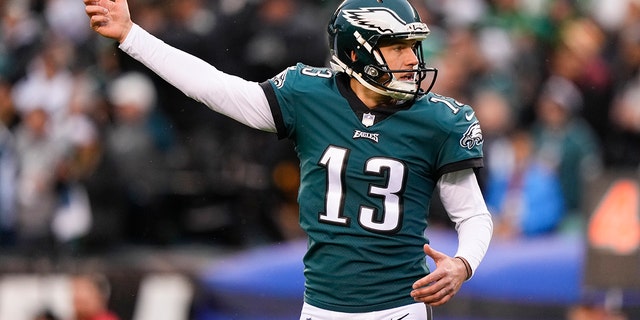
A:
[[303, 296, 417, 314], [437, 157, 483, 179]]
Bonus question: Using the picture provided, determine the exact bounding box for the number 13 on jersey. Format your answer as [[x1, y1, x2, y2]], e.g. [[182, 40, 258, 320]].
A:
[[317, 145, 407, 234]]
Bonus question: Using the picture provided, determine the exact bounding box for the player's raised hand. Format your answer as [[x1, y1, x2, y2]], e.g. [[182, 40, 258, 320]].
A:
[[410, 244, 466, 306], [83, 0, 133, 43]]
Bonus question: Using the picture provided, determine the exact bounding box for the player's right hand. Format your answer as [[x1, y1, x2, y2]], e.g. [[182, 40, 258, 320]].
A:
[[410, 244, 466, 306], [83, 0, 133, 43]]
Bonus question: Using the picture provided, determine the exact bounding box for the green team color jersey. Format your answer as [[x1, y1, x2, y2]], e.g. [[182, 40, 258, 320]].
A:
[[260, 63, 484, 313]]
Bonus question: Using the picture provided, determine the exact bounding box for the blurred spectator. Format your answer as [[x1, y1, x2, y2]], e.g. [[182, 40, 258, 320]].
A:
[[50, 73, 101, 249], [472, 88, 516, 191], [430, 28, 482, 103], [0, 0, 42, 82], [521, 0, 571, 109], [11, 37, 75, 123], [13, 105, 66, 253], [267, 144, 303, 240], [72, 273, 120, 320], [10, 36, 100, 254], [161, 0, 217, 46], [0, 79, 18, 244], [0, 78, 20, 129], [477, 0, 526, 72], [589, 0, 637, 33], [128, 0, 169, 36], [475, 0, 546, 118], [534, 0, 582, 46], [531, 76, 602, 214], [0, 122, 16, 245], [104, 72, 180, 244], [43, 0, 97, 71], [430, 24, 520, 117], [43, 0, 92, 45], [213, 0, 328, 81], [444, 0, 487, 28], [129, 0, 224, 133], [484, 129, 565, 238], [559, 19, 613, 147], [608, 0, 640, 167]]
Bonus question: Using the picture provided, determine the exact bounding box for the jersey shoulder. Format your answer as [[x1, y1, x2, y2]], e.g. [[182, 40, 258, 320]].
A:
[[264, 64, 342, 139], [415, 92, 478, 128], [417, 92, 484, 152], [268, 63, 336, 92]]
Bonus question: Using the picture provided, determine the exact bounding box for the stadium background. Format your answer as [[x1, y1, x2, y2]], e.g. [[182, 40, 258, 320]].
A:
[[0, 0, 639, 319]]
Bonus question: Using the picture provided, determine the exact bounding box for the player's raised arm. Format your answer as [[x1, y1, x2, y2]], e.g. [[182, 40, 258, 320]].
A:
[[83, 0, 133, 43], [82, 0, 275, 131]]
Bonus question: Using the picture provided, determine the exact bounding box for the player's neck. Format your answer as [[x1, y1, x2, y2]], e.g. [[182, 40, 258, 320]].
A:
[[350, 78, 396, 109]]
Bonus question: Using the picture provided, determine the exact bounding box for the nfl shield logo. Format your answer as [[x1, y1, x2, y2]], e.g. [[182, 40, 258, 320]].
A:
[[362, 113, 375, 127]]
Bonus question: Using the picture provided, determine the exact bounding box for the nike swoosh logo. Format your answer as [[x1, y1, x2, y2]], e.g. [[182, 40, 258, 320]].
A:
[[392, 313, 410, 320], [465, 112, 475, 121]]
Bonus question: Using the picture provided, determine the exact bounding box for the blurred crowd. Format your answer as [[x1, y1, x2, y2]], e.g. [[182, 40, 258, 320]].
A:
[[0, 0, 639, 259]]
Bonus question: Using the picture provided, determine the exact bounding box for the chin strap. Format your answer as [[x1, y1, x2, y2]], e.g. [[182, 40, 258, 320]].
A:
[[330, 56, 418, 101]]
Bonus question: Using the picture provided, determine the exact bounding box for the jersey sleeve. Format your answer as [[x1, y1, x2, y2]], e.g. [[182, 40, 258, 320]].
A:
[[119, 24, 276, 132], [259, 66, 300, 140], [435, 101, 484, 177], [260, 64, 334, 140]]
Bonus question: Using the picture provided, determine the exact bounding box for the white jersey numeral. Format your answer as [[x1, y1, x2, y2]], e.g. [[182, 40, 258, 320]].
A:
[[318, 145, 407, 233], [429, 94, 464, 115], [318, 146, 350, 225]]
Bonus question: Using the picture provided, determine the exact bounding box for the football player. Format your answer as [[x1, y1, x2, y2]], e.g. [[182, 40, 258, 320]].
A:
[[83, 0, 493, 319]]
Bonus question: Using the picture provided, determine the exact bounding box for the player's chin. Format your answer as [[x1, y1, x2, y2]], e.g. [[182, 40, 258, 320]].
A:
[[397, 80, 419, 93]]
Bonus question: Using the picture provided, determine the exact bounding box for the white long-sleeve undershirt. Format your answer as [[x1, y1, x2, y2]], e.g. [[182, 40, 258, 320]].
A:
[[119, 24, 276, 132], [118, 23, 492, 276], [438, 169, 493, 276]]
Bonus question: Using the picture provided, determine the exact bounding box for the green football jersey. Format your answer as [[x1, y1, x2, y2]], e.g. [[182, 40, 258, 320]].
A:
[[260, 63, 484, 313]]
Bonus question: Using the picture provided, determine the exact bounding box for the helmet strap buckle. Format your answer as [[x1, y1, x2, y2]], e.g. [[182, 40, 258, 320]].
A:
[[364, 65, 379, 77]]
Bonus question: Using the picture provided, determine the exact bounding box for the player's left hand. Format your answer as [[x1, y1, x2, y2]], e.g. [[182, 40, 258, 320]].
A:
[[83, 0, 133, 43], [410, 244, 467, 306]]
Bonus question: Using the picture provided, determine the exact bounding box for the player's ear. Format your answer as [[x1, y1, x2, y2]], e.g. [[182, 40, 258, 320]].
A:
[[350, 51, 357, 62]]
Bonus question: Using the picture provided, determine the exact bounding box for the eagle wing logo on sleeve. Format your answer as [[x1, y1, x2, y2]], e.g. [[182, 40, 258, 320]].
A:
[[460, 121, 484, 150], [271, 66, 297, 89], [342, 7, 429, 34]]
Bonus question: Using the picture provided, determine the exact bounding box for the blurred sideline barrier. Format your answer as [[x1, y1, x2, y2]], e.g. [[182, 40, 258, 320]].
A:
[[0, 275, 72, 320], [0, 273, 193, 320], [581, 170, 640, 317], [195, 169, 640, 319], [195, 227, 640, 320], [133, 273, 194, 320], [1, 170, 639, 320]]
